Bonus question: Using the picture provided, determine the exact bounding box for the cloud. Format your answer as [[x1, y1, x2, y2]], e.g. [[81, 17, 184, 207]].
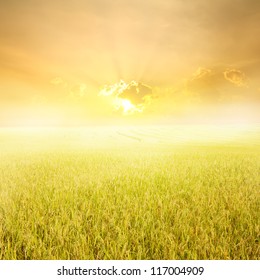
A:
[[99, 80, 153, 114], [50, 77, 68, 87], [182, 66, 254, 104], [69, 83, 87, 97], [190, 67, 212, 81], [185, 67, 223, 102], [50, 77, 87, 99], [223, 69, 247, 87], [119, 81, 153, 104]]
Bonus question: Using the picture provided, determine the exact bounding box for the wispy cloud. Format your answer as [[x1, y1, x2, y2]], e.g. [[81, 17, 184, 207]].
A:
[[69, 83, 87, 97], [223, 69, 247, 87], [50, 77, 68, 87]]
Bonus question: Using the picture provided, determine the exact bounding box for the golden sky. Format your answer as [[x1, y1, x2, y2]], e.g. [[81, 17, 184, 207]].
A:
[[0, 0, 260, 125]]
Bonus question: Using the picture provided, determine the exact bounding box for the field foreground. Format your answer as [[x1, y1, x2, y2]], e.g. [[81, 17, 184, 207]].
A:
[[0, 125, 259, 259]]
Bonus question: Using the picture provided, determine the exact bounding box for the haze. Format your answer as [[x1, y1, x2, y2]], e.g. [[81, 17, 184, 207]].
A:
[[0, 0, 259, 126]]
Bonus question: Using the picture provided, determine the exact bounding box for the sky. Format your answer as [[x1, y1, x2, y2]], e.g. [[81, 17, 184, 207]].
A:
[[0, 0, 259, 126]]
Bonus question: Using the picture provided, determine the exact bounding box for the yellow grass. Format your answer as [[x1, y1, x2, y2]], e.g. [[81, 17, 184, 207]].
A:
[[0, 125, 259, 259]]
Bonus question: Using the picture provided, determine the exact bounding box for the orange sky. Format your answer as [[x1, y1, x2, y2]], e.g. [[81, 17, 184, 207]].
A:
[[0, 0, 259, 126]]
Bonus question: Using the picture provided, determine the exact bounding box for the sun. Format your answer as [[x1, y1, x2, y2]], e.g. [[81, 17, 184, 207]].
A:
[[113, 97, 143, 114], [120, 99, 135, 113], [99, 80, 150, 115]]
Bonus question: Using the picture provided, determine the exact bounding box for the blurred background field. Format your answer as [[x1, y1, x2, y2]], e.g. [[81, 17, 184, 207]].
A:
[[0, 125, 259, 259]]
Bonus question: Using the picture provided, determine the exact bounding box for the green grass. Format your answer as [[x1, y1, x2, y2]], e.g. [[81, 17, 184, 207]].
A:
[[0, 126, 259, 259]]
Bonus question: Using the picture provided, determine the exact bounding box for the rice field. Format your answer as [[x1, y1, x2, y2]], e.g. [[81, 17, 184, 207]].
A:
[[0, 125, 259, 259]]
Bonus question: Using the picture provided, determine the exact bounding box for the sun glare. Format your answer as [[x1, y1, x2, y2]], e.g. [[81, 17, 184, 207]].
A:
[[114, 98, 143, 114], [99, 80, 147, 115]]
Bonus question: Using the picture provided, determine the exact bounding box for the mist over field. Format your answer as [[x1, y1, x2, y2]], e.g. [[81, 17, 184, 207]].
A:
[[0, 126, 259, 259]]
